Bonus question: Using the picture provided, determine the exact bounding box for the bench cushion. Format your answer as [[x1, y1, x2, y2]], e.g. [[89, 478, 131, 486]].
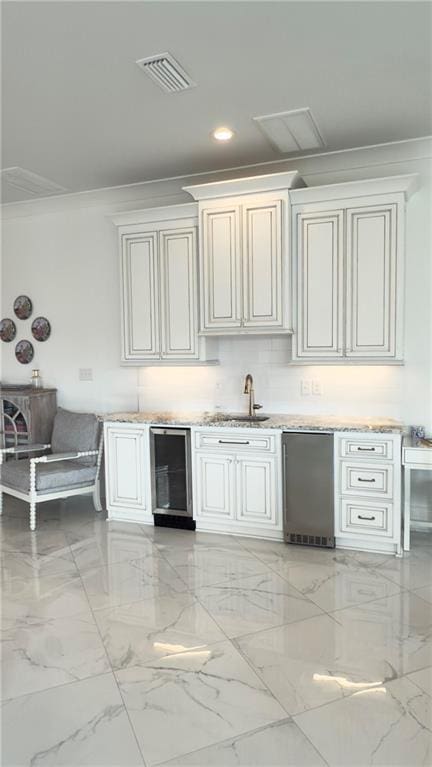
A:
[[1, 458, 97, 494]]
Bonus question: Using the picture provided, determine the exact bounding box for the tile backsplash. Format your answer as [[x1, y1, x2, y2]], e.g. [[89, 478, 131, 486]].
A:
[[138, 336, 403, 418]]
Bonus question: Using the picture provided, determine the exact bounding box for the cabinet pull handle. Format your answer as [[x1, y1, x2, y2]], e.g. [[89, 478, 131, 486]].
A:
[[357, 477, 376, 483], [218, 440, 250, 445], [358, 515, 376, 521], [356, 447, 376, 452]]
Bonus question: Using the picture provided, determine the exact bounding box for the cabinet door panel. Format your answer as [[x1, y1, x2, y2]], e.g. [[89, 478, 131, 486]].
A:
[[296, 211, 344, 357], [243, 201, 283, 327], [160, 228, 198, 358], [200, 207, 241, 329], [236, 455, 278, 527], [346, 205, 397, 357], [105, 427, 148, 513], [195, 453, 235, 521], [121, 234, 160, 360]]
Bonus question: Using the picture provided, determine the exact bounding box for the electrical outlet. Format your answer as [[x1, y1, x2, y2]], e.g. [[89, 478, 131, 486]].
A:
[[79, 368, 93, 382], [312, 380, 322, 396], [301, 379, 311, 396]]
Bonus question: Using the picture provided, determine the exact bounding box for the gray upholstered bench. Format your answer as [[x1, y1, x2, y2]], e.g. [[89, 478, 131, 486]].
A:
[[0, 408, 103, 530]]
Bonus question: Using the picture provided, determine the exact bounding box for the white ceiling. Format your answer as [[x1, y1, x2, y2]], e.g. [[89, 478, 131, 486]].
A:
[[2, 1, 431, 202]]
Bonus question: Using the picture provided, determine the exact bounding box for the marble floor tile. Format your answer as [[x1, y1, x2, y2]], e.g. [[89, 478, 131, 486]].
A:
[[237, 612, 400, 716], [412, 583, 432, 604], [159, 719, 326, 766], [236, 536, 390, 569], [0, 526, 70, 556], [1, 547, 78, 581], [80, 556, 189, 610], [196, 571, 323, 638], [69, 527, 157, 573], [269, 556, 401, 612], [377, 546, 432, 591], [333, 591, 432, 676], [2, 610, 110, 700], [94, 593, 226, 669], [407, 666, 432, 697], [2, 571, 90, 626], [116, 640, 286, 765], [1, 672, 145, 766], [165, 546, 270, 589], [294, 676, 432, 766]]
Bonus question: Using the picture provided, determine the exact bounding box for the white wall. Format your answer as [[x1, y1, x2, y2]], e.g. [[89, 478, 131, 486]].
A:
[[1, 138, 431, 518]]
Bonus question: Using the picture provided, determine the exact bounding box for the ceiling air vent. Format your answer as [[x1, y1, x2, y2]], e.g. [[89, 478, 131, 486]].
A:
[[136, 52, 196, 93], [253, 108, 325, 153], [1, 167, 67, 197]]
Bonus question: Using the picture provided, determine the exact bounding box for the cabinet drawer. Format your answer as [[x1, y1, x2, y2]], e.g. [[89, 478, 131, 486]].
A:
[[340, 461, 393, 499], [340, 499, 393, 537], [194, 430, 276, 453], [339, 437, 394, 461]]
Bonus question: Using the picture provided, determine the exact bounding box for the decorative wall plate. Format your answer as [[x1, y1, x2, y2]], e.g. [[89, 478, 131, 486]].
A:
[[15, 340, 34, 364], [14, 295, 33, 320], [0, 318, 17, 342], [31, 316, 51, 342]]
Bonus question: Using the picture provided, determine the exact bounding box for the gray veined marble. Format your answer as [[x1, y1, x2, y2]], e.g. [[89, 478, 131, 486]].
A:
[[116, 640, 286, 765], [93, 592, 226, 669], [162, 544, 270, 589], [2, 609, 110, 700], [237, 611, 402, 716], [294, 676, 432, 766], [195, 571, 324, 638], [80, 555, 189, 611], [407, 666, 432, 697], [159, 719, 326, 766], [267, 555, 402, 612], [1, 673, 144, 766]]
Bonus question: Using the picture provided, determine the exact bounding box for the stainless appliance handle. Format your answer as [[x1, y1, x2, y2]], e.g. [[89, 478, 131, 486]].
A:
[[151, 427, 189, 436]]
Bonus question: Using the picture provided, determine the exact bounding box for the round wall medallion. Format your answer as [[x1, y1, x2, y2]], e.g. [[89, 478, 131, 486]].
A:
[[0, 318, 17, 342], [31, 316, 51, 342], [15, 339, 34, 364], [14, 295, 33, 320]]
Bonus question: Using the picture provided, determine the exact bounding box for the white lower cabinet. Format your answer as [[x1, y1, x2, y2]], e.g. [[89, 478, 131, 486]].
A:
[[193, 429, 283, 539], [104, 422, 152, 524], [334, 431, 401, 554], [195, 453, 235, 522]]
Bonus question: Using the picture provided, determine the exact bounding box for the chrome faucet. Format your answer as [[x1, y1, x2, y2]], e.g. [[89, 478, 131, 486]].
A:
[[243, 373, 263, 418]]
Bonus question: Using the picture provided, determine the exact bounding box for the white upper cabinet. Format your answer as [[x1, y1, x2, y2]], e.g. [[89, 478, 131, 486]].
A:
[[159, 228, 197, 359], [201, 206, 241, 329], [346, 204, 398, 358], [121, 233, 160, 360], [184, 171, 305, 335], [296, 210, 344, 357], [291, 175, 418, 362], [113, 204, 217, 364]]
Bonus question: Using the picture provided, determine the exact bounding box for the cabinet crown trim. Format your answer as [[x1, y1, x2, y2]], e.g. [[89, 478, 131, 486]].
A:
[[111, 202, 197, 227], [290, 174, 419, 205], [183, 171, 305, 200]]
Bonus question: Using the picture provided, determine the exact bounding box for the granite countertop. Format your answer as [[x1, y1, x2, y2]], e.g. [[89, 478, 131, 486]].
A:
[[103, 411, 404, 433]]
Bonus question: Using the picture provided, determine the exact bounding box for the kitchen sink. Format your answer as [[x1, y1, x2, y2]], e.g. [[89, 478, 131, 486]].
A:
[[218, 414, 270, 422]]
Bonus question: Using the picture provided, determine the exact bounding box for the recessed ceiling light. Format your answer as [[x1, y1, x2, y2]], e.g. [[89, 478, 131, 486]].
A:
[[212, 127, 235, 142]]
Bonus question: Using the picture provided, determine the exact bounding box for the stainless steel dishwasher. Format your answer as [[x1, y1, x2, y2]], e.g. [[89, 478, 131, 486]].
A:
[[282, 432, 334, 547]]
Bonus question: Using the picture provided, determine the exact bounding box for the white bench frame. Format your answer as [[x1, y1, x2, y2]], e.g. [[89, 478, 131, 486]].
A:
[[0, 432, 104, 530]]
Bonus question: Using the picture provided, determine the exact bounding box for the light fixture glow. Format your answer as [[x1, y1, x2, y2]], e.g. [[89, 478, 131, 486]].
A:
[[212, 126, 235, 142]]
